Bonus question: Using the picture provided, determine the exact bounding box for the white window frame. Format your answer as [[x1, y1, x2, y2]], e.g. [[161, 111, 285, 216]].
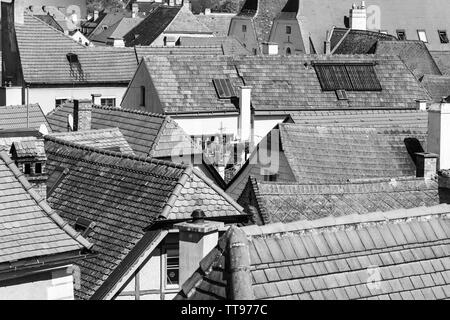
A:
[[164, 246, 180, 290], [417, 30, 428, 43], [100, 97, 117, 107]]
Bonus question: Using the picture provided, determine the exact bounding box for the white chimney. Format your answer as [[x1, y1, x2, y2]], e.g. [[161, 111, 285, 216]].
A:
[[427, 101, 450, 170], [349, 1, 367, 31], [261, 42, 279, 55], [174, 210, 224, 286], [239, 86, 252, 142], [132, 3, 139, 18], [205, 8, 211, 15], [93, 10, 99, 21], [416, 99, 428, 111]]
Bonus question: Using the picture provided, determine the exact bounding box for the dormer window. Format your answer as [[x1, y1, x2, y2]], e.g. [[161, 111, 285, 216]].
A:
[[439, 30, 449, 43], [35, 163, 42, 174], [24, 163, 31, 175], [213, 79, 236, 99]]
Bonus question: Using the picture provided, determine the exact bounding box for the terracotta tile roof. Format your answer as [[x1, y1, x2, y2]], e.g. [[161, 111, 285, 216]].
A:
[[289, 109, 429, 132], [177, 204, 450, 300], [420, 75, 450, 102], [196, 13, 236, 37], [0, 104, 50, 131], [46, 104, 198, 158], [47, 128, 134, 154], [44, 137, 244, 299], [123, 5, 212, 47], [240, 177, 441, 225], [140, 54, 430, 114], [0, 152, 92, 266], [278, 124, 425, 183], [178, 36, 250, 55], [374, 41, 442, 79], [330, 28, 397, 55]]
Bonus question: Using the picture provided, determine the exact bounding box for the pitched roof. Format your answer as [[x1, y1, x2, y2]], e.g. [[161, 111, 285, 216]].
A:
[[241, 177, 440, 225], [46, 104, 199, 158], [289, 109, 429, 132], [0, 104, 50, 131], [123, 5, 212, 46], [178, 36, 250, 55], [0, 131, 42, 153], [420, 75, 450, 102], [15, 14, 139, 85], [140, 54, 430, 114], [374, 41, 442, 79], [44, 137, 244, 299], [430, 51, 450, 75], [10, 139, 46, 159], [277, 124, 425, 183], [47, 128, 134, 154], [86, 9, 130, 38], [330, 28, 397, 54], [90, 17, 144, 44], [196, 13, 236, 37], [177, 204, 450, 300], [0, 152, 92, 267]]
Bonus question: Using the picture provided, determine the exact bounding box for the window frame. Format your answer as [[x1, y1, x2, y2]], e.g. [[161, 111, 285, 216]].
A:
[[140, 86, 146, 107], [286, 25, 292, 34], [100, 97, 116, 107], [417, 30, 428, 43], [242, 24, 247, 33], [164, 246, 179, 289], [396, 29, 407, 40], [438, 30, 449, 44], [55, 98, 69, 108]]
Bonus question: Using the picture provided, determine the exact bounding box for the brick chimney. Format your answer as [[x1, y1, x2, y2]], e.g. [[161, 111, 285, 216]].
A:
[[415, 152, 438, 179], [174, 210, 224, 286], [73, 99, 92, 131], [238, 86, 252, 142], [261, 42, 279, 55], [349, 1, 367, 31], [427, 101, 450, 170]]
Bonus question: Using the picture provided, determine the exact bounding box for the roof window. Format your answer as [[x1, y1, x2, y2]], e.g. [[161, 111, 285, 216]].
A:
[[439, 30, 449, 43], [213, 79, 236, 99], [66, 53, 79, 64], [396, 30, 407, 40]]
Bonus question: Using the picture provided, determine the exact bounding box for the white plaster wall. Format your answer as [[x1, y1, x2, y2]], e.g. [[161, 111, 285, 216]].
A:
[[254, 116, 287, 145], [0, 266, 75, 300], [173, 115, 239, 137], [28, 87, 128, 115], [269, 20, 307, 54], [228, 18, 258, 54], [152, 32, 214, 46]]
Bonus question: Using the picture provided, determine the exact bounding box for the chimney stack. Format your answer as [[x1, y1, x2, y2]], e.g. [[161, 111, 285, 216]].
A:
[[427, 101, 450, 170], [93, 10, 99, 21], [174, 210, 224, 286], [261, 42, 279, 55], [349, 1, 367, 31], [73, 99, 92, 131], [416, 99, 428, 111], [132, 3, 139, 18], [415, 152, 438, 179], [238, 86, 252, 142]]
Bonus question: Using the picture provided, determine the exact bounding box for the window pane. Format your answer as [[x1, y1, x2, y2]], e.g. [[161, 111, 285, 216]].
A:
[[417, 30, 427, 42], [396, 30, 406, 40], [35, 163, 42, 174], [166, 248, 179, 286], [286, 26, 291, 34], [101, 98, 116, 107], [439, 31, 449, 43]]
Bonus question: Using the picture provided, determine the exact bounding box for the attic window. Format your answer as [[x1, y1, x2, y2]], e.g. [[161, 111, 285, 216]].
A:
[[439, 30, 449, 43], [66, 53, 79, 63], [213, 79, 236, 99], [314, 63, 382, 92], [336, 90, 348, 100], [75, 217, 96, 237], [396, 30, 406, 40]]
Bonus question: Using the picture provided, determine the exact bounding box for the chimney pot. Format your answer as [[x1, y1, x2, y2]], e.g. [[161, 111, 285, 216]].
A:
[[191, 209, 206, 224], [349, 1, 367, 30]]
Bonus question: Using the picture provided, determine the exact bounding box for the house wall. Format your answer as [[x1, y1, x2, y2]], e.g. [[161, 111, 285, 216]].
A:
[[0, 265, 75, 300], [226, 149, 296, 200], [115, 233, 179, 301], [228, 17, 258, 54], [27, 86, 127, 115], [152, 32, 214, 47], [269, 19, 307, 55], [121, 62, 164, 114]]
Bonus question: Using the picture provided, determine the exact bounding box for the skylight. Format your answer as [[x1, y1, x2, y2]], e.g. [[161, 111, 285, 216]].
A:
[[213, 79, 236, 99]]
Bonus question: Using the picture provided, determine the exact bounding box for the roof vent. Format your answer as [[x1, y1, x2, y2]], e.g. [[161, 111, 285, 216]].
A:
[[66, 53, 79, 64]]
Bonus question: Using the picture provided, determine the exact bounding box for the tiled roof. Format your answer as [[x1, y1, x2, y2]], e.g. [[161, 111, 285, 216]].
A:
[[420, 75, 450, 102], [0, 132, 41, 153], [430, 51, 450, 75], [86, 9, 130, 38], [46, 104, 198, 158], [10, 140, 46, 158], [0, 152, 92, 266], [140, 54, 430, 114], [240, 177, 441, 225], [278, 124, 425, 183], [178, 36, 250, 55], [44, 137, 244, 299], [289, 109, 429, 132], [135, 45, 225, 56], [47, 128, 134, 154], [0, 104, 50, 131], [177, 204, 450, 300], [123, 5, 211, 47], [16, 14, 139, 85], [90, 17, 144, 44], [330, 28, 396, 54], [34, 14, 65, 32], [196, 13, 236, 36], [374, 41, 442, 79]]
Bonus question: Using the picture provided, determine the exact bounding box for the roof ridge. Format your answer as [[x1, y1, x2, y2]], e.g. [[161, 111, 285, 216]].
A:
[[44, 135, 188, 170], [92, 104, 167, 119], [257, 176, 432, 186], [243, 203, 450, 237], [0, 151, 93, 250], [48, 127, 121, 136]]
